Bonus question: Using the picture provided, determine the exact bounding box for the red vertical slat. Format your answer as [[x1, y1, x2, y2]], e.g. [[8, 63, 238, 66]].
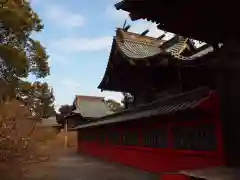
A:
[[168, 119, 174, 149], [211, 91, 225, 162]]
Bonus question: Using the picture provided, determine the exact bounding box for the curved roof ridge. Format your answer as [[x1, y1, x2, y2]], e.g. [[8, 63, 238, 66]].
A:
[[117, 38, 163, 47], [73, 95, 113, 118], [116, 28, 165, 42], [76, 95, 105, 100], [115, 37, 164, 60]]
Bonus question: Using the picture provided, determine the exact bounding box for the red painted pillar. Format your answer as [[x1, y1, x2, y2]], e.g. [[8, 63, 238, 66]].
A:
[[161, 174, 192, 180]]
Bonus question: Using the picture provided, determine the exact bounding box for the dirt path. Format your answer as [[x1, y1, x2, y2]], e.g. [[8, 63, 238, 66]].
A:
[[23, 149, 158, 180], [20, 131, 158, 180]]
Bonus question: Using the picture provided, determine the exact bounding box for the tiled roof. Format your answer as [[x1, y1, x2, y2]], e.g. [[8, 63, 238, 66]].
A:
[[115, 29, 166, 60], [116, 39, 163, 59], [165, 37, 188, 55], [115, 30, 213, 61], [173, 46, 214, 61], [74, 87, 211, 129], [74, 96, 114, 118]]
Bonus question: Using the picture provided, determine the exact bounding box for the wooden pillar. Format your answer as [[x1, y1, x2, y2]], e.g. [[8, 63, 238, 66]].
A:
[[64, 120, 68, 148], [217, 43, 240, 166]]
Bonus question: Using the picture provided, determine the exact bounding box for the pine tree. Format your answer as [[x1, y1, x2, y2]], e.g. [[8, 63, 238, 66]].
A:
[[0, 0, 50, 102]]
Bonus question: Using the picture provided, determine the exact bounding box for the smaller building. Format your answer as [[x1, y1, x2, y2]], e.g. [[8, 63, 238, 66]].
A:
[[65, 95, 114, 128]]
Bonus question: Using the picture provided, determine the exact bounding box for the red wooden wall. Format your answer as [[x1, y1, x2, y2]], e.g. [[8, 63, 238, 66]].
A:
[[77, 92, 225, 173]]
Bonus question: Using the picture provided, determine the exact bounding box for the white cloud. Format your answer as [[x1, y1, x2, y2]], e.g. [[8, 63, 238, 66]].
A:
[[105, 3, 175, 40], [130, 22, 162, 38], [28, 0, 39, 5], [54, 104, 62, 112], [59, 79, 123, 104], [48, 52, 68, 65], [46, 5, 85, 28], [130, 21, 174, 40], [61, 79, 81, 95], [105, 5, 129, 21], [51, 36, 112, 53]]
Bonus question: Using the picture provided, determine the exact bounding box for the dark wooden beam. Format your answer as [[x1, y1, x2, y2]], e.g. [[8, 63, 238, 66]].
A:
[[216, 43, 240, 166]]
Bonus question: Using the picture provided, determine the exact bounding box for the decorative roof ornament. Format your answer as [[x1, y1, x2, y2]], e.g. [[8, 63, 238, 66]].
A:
[[124, 25, 131, 31], [122, 19, 127, 29], [122, 19, 131, 31], [141, 29, 149, 36], [157, 33, 166, 40]]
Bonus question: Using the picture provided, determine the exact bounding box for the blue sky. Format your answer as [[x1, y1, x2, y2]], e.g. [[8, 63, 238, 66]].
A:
[[30, 0, 172, 110]]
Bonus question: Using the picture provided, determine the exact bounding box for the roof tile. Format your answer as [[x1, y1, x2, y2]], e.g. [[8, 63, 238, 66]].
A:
[[74, 87, 211, 129], [74, 96, 114, 118], [117, 39, 162, 59], [115, 30, 213, 61]]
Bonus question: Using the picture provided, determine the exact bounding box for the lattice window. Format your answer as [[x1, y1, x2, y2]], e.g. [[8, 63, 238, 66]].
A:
[[78, 131, 81, 141], [173, 124, 217, 151], [122, 131, 139, 146], [97, 131, 106, 144], [143, 129, 168, 148], [80, 131, 96, 141], [108, 131, 121, 145]]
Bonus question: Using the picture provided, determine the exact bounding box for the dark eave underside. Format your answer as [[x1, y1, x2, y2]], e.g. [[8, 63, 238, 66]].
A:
[[115, 0, 239, 44], [74, 87, 211, 129]]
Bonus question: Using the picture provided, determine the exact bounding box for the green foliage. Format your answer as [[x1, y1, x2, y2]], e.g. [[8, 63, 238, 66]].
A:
[[31, 82, 55, 118], [0, 0, 53, 116], [28, 40, 49, 78], [0, 0, 49, 78], [0, 0, 50, 101], [0, 0, 43, 37], [56, 104, 73, 126], [58, 104, 73, 115], [17, 81, 55, 118], [0, 44, 28, 77]]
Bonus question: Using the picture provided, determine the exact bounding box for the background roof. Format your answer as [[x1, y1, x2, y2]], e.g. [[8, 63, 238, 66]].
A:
[[74, 96, 114, 118]]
